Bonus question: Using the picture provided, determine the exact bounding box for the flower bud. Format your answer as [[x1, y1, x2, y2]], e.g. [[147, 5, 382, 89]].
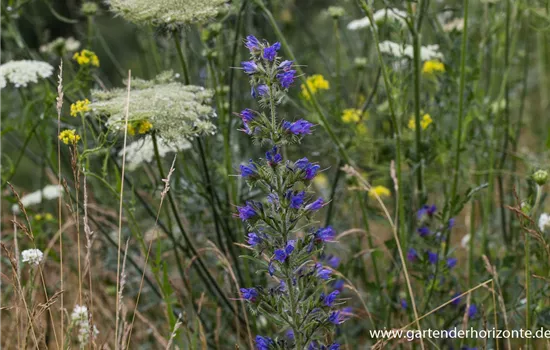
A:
[[81, 2, 98, 16], [533, 170, 548, 186], [327, 6, 345, 19]]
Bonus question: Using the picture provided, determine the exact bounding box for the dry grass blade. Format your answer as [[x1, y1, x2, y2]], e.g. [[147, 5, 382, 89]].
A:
[[115, 70, 132, 348]]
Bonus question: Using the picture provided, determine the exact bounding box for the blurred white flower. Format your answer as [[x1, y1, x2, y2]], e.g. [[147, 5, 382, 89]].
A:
[[379, 40, 444, 61], [461, 233, 471, 248], [120, 135, 191, 171], [443, 18, 464, 32], [22, 249, 43, 265], [12, 184, 63, 213], [539, 213, 550, 231], [71, 305, 98, 345], [0, 60, 54, 88], [40, 37, 81, 55], [347, 8, 407, 30], [71, 305, 88, 323]]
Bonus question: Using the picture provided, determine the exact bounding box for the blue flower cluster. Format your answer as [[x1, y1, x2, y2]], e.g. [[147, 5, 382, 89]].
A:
[[236, 35, 346, 350]]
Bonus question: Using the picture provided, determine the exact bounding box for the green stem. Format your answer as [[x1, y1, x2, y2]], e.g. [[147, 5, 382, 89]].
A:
[[173, 32, 191, 85], [450, 0, 470, 209]]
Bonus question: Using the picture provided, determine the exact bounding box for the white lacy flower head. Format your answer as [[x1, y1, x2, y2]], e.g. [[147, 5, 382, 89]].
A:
[[120, 135, 191, 171], [109, 0, 228, 26], [443, 18, 464, 32], [379, 40, 444, 61], [40, 37, 81, 55], [0, 60, 54, 89], [71, 305, 89, 323], [347, 8, 407, 30], [91, 71, 216, 142], [71, 305, 98, 345], [539, 213, 550, 231], [12, 184, 63, 213], [21, 249, 44, 265]]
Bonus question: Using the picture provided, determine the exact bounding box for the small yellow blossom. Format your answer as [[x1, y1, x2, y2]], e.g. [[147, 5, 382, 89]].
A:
[[342, 109, 368, 124], [313, 173, 329, 189], [70, 99, 90, 117], [357, 123, 367, 135], [73, 49, 100, 67], [301, 74, 330, 100], [369, 185, 391, 199], [34, 214, 43, 221], [44, 213, 54, 221], [59, 129, 81, 144], [408, 114, 433, 130], [422, 60, 445, 75], [128, 120, 153, 135]]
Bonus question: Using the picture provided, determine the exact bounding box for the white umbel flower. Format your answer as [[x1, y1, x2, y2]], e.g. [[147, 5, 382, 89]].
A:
[[22, 249, 44, 265], [379, 41, 444, 61], [539, 213, 550, 231], [120, 135, 191, 171], [71, 305, 98, 346], [0, 60, 54, 89], [347, 8, 407, 30], [109, 0, 228, 26], [11, 184, 63, 213], [443, 18, 464, 32], [40, 37, 81, 55], [71, 305, 88, 323]]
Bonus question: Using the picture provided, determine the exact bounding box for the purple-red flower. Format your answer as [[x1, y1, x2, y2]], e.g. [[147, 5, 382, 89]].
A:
[[407, 248, 418, 262]]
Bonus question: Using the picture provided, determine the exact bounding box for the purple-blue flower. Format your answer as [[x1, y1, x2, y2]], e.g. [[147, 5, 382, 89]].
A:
[[289, 191, 305, 209], [277, 69, 297, 88], [245, 35, 261, 51], [328, 344, 340, 350], [263, 42, 281, 61], [327, 255, 340, 268], [236, 202, 257, 221], [468, 304, 478, 318], [266, 147, 282, 165], [305, 197, 324, 211], [400, 298, 408, 309], [240, 160, 258, 177], [240, 287, 258, 302], [241, 60, 258, 74], [324, 290, 340, 306], [268, 262, 275, 276], [407, 248, 418, 262], [417, 204, 437, 219], [255, 335, 273, 350], [257, 84, 269, 96], [328, 308, 350, 325], [427, 250, 438, 264], [315, 226, 336, 242], [316, 264, 332, 280], [239, 108, 255, 123], [450, 292, 461, 306], [278, 60, 293, 71], [448, 218, 456, 229], [285, 240, 295, 255], [284, 119, 314, 135], [418, 226, 431, 237], [247, 233, 262, 247], [447, 257, 457, 269], [285, 329, 294, 340], [274, 249, 287, 262], [333, 279, 344, 291]]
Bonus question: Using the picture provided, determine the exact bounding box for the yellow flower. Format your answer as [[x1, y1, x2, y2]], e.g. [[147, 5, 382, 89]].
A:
[[408, 114, 433, 130], [128, 120, 153, 135], [138, 120, 153, 134], [368, 185, 391, 199], [357, 123, 367, 135], [44, 213, 54, 221], [70, 99, 90, 117], [301, 74, 330, 100], [59, 129, 81, 144], [422, 60, 445, 75], [342, 108, 368, 124], [34, 214, 43, 221], [313, 173, 329, 189], [73, 49, 100, 67]]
